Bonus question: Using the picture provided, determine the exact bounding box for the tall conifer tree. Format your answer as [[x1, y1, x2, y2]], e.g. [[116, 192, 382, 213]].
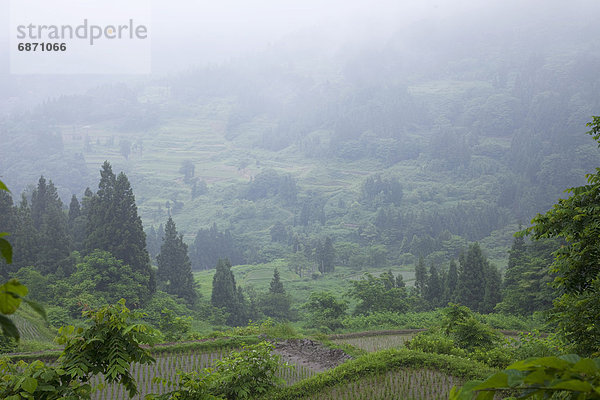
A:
[[211, 258, 245, 325], [31, 177, 69, 273], [157, 217, 197, 304], [444, 259, 459, 304], [425, 264, 442, 308], [414, 257, 427, 297], [455, 243, 487, 312], [269, 268, 285, 294], [86, 162, 155, 301]]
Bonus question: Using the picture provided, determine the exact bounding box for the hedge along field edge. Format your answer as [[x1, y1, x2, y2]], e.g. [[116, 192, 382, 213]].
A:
[[266, 347, 496, 400]]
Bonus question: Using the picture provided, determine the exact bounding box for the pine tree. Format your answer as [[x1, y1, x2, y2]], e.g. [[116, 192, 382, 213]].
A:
[[318, 237, 335, 273], [269, 268, 285, 294], [211, 258, 245, 325], [11, 196, 39, 272], [31, 177, 69, 273], [86, 162, 155, 301], [68, 195, 87, 252], [425, 264, 442, 308], [444, 259, 459, 304], [414, 257, 427, 297], [504, 233, 526, 290], [68, 195, 81, 224], [396, 273, 406, 288], [380, 269, 396, 290], [455, 243, 487, 313], [0, 190, 16, 279], [483, 263, 502, 313], [157, 217, 197, 304]]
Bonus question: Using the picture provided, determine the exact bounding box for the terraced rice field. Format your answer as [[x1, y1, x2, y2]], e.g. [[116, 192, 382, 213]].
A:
[[331, 333, 416, 353], [305, 369, 463, 400], [90, 346, 317, 400]]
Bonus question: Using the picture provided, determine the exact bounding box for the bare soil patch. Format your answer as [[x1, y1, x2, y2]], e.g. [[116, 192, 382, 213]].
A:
[[274, 338, 352, 373]]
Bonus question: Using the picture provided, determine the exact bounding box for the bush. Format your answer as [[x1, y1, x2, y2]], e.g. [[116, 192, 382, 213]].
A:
[[406, 330, 467, 358], [471, 346, 513, 369], [509, 330, 562, 360], [451, 354, 600, 400], [151, 341, 286, 400], [267, 348, 495, 400], [157, 308, 192, 342], [442, 304, 501, 351]]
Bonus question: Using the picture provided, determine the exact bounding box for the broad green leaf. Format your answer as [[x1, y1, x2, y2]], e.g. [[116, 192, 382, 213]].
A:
[[21, 298, 46, 320], [523, 369, 551, 385], [474, 390, 495, 400], [572, 358, 598, 374], [21, 377, 38, 394], [559, 354, 581, 364], [506, 369, 527, 387], [0, 236, 12, 264], [0, 279, 28, 314], [450, 380, 483, 400], [517, 356, 569, 370], [473, 372, 508, 390], [551, 379, 593, 392], [0, 314, 20, 340], [0, 180, 9, 192]]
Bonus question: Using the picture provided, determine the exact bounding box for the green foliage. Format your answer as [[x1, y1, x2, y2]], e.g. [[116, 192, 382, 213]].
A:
[[347, 273, 409, 315], [139, 290, 194, 328], [0, 358, 93, 400], [267, 347, 494, 400], [509, 331, 562, 361], [455, 243, 502, 313], [64, 250, 149, 309], [414, 257, 427, 297], [302, 292, 348, 332], [157, 308, 192, 342], [340, 311, 435, 331], [150, 341, 285, 400], [212, 319, 297, 339], [56, 299, 157, 398], [0, 334, 17, 353], [0, 300, 157, 399], [425, 264, 442, 308], [30, 176, 70, 274], [157, 217, 197, 304], [257, 268, 292, 321], [361, 174, 403, 207], [190, 224, 243, 270], [442, 304, 501, 352], [498, 236, 556, 315], [520, 117, 600, 356], [406, 330, 467, 358], [451, 354, 600, 400], [211, 259, 247, 326], [85, 162, 155, 301], [406, 328, 512, 368], [0, 279, 46, 342], [269, 268, 285, 294], [0, 232, 12, 265]]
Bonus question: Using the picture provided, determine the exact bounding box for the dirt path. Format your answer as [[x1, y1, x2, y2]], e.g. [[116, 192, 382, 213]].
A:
[[274, 339, 352, 373]]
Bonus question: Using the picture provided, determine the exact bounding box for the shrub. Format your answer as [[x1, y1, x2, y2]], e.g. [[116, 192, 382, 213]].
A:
[[451, 354, 600, 400], [151, 341, 286, 400], [442, 304, 501, 351], [509, 330, 562, 360], [406, 330, 467, 358]]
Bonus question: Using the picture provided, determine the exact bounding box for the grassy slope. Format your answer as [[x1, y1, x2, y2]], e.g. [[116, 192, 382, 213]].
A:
[[56, 80, 541, 318], [194, 263, 416, 311]]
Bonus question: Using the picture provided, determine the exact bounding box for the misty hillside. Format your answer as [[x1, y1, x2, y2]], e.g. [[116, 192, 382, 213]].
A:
[[2, 3, 600, 271]]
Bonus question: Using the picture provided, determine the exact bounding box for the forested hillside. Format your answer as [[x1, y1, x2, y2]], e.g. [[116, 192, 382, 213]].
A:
[[2, 12, 599, 275], [4, 2, 600, 399]]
